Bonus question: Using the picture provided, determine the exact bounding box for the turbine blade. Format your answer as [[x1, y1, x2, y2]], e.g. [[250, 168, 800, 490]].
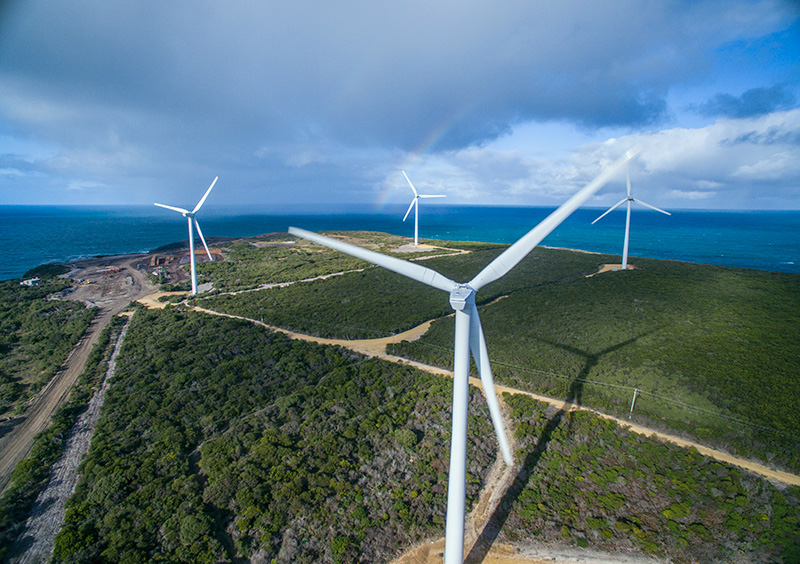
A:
[[591, 198, 628, 224], [194, 219, 213, 261], [192, 176, 218, 213], [402, 199, 416, 222], [289, 227, 456, 293], [626, 165, 632, 198], [154, 203, 190, 215], [469, 148, 639, 291], [632, 198, 671, 215], [402, 170, 419, 197], [419, 194, 446, 198], [469, 304, 513, 465]]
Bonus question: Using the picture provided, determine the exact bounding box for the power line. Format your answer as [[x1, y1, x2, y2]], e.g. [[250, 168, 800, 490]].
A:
[[406, 340, 800, 442]]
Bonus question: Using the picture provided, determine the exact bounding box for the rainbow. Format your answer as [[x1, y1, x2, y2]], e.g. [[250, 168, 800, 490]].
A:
[[375, 108, 469, 211]]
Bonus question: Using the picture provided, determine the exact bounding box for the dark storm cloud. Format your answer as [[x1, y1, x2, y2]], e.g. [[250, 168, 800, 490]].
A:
[[0, 0, 797, 206], [1, 1, 776, 151], [696, 85, 798, 119], [727, 126, 800, 146]]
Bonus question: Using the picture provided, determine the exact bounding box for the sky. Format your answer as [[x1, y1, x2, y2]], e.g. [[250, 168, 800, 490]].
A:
[[0, 1, 799, 211]]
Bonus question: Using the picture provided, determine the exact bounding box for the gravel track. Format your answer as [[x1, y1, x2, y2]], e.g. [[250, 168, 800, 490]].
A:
[[8, 322, 129, 564]]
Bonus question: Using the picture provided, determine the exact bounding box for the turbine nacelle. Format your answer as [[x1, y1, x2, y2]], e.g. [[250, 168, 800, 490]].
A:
[[449, 285, 475, 311]]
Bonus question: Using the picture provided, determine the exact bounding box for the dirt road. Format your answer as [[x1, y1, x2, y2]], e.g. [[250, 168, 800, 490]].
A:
[[0, 256, 156, 494], [9, 321, 129, 564]]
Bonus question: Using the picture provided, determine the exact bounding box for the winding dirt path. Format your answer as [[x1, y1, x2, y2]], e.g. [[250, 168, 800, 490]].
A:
[[0, 310, 109, 494]]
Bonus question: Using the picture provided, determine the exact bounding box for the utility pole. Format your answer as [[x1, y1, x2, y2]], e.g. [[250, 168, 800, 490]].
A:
[[629, 388, 639, 419]]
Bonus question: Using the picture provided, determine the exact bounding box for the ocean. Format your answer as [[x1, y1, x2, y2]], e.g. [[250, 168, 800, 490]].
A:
[[1, 204, 798, 281]]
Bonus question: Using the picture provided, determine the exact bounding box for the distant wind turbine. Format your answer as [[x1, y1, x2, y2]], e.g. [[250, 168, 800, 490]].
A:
[[290, 149, 637, 564], [154, 177, 218, 295], [402, 171, 445, 246], [591, 165, 670, 270]]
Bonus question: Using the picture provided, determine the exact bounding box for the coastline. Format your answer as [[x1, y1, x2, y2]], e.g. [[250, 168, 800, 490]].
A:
[[2, 207, 799, 280]]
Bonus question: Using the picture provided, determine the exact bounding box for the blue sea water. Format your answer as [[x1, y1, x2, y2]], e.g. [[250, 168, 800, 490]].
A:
[[0, 204, 798, 281]]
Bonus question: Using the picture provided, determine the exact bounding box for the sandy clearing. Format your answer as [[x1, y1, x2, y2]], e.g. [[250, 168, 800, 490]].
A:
[[137, 291, 188, 309], [585, 264, 630, 277]]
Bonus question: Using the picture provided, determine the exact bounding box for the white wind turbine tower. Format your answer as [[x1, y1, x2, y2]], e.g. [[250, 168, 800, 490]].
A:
[[591, 164, 670, 270], [290, 150, 637, 564], [402, 171, 445, 246], [154, 177, 218, 295]]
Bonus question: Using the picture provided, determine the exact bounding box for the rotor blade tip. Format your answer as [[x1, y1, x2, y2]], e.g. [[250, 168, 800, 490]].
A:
[[625, 145, 642, 161]]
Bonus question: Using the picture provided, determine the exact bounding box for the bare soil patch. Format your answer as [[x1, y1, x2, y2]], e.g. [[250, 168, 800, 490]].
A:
[[585, 264, 635, 277]]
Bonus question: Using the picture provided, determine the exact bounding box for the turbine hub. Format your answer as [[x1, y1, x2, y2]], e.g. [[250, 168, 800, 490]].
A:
[[449, 285, 475, 311]]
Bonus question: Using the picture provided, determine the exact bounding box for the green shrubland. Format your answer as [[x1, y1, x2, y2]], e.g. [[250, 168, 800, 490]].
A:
[[497, 394, 800, 563], [389, 255, 800, 472], [27, 233, 800, 563], [53, 309, 495, 563], [0, 315, 127, 561], [193, 231, 460, 294], [196, 238, 367, 293], [198, 245, 600, 339], [0, 278, 97, 416], [200, 237, 800, 471]]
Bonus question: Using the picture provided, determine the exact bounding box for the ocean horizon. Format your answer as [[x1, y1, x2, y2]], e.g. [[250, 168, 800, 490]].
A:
[[1, 204, 798, 281]]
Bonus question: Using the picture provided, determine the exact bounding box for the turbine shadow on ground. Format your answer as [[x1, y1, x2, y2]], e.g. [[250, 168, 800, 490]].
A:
[[465, 388, 575, 563], [532, 332, 653, 408], [465, 331, 653, 563]]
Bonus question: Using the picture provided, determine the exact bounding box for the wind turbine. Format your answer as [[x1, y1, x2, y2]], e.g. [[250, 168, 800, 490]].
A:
[[154, 177, 218, 295], [591, 165, 670, 270], [290, 150, 637, 564], [402, 171, 445, 246]]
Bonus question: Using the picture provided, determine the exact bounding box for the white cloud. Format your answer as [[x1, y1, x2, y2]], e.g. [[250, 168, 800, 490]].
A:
[[668, 189, 716, 200], [733, 152, 800, 179], [66, 179, 106, 191], [396, 109, 800, 208]]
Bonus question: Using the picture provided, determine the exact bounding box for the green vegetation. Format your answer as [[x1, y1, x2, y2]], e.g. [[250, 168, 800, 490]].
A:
[[23, 263, 70, 279], [193, 231, 462, 294], [199, 245, 597, 339], [196, 238, 366, 293], [389, 257, 800, 472], [498, 394, 800, 563], [0, 315, 127, 561], [198, 238, 800, 471], [200, 267, 447, 339], [0, 278, 97, 415], [6, 232, 794, 563], [53, 309, 494, 563]]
